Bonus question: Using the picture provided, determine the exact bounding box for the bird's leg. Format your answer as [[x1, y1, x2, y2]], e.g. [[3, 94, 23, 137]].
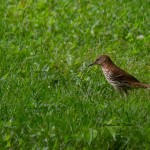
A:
[[122, 89, 128, 97], [115, 87, 128, 97]]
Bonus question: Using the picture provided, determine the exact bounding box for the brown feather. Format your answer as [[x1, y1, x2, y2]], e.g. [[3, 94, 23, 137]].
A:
[[90, 55, 150, 95]]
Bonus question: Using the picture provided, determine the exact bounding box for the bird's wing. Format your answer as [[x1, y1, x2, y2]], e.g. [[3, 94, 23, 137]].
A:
[[112, 66, 140, 83]]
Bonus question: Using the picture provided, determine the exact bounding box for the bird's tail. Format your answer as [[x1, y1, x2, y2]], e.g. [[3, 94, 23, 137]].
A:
[[131, 82, 150, 88]]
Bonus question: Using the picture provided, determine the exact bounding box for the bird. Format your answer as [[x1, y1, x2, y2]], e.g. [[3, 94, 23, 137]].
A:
[[89, 55, 150, 95]]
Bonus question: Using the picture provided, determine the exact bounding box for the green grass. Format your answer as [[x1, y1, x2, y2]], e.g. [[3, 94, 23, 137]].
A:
[[0, 0, 150, 149]]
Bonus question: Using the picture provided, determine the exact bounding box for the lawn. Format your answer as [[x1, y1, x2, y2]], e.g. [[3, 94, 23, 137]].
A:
[[0, 0, 150, 149]]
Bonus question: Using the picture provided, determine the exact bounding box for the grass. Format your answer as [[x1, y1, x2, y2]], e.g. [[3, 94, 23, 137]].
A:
[[0, 0, 150, 149]]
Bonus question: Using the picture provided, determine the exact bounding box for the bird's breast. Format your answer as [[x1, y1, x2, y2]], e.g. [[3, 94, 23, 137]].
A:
[[102, 67, 118, 87], [102, 68, 112, 80]]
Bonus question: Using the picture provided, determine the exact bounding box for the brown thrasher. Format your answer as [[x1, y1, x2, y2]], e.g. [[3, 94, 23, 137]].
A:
[[89, 55, 150, 95]]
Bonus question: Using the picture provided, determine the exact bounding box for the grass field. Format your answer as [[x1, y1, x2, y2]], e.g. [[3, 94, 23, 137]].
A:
[[0, 0, 150, 149]]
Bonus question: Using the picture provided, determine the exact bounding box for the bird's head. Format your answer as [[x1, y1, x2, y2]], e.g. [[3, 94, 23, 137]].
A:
[[89, 55, 112, 67]]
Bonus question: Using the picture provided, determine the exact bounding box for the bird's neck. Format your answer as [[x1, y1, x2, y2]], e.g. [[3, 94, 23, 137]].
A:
[[102, 61, 116, 70]]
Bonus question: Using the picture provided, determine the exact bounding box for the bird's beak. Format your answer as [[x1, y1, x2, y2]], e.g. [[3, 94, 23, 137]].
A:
[[88, 63, 95, 67]]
